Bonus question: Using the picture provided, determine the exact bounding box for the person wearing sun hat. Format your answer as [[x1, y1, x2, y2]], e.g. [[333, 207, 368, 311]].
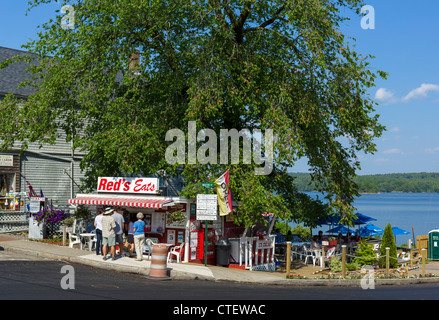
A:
[[102, 208, 116, 261]]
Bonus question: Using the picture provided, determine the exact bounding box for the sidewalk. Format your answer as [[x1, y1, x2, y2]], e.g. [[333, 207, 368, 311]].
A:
[[1, 234, 439, 286], [0, 234, 288, 284]]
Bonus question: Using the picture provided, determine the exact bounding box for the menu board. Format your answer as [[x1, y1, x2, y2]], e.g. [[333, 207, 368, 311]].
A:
[[151, 211, 165, 233], [196, 194, 218, 221]]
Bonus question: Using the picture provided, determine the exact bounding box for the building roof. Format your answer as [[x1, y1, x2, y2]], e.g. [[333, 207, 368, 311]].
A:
[[0, 46, 39, 97]]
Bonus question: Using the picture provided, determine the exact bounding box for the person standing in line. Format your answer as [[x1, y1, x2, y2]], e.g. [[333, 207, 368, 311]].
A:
[[112, 207, 125, 257], [123, 210, 129, 237], [127, 215, 136, 258], [94, 207, 104, 255], [102, 208, 116, 261], [133, 212, 146, 261]]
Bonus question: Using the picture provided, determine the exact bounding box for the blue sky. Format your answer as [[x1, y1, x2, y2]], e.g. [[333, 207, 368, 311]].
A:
[[1, 1, 438, 175]]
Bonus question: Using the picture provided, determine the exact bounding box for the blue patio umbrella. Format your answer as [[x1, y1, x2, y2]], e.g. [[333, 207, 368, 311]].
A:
[[359, 224, 384, 237], [326, 225, 352, 234], [317, 215, 341, 226], [353, 213, 377, 225], [392, 227, 410, 235], [391, 226, 410, 244], [318, 212, 376, 227], [363, 224, 384, 233]]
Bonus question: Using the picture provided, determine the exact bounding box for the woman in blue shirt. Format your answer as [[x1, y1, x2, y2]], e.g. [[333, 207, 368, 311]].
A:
[[133, 212, 146, 261]]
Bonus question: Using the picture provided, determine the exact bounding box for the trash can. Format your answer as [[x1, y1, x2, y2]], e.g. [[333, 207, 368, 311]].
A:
[[428, 229, 439, 260], [216, 237, 231, 267]]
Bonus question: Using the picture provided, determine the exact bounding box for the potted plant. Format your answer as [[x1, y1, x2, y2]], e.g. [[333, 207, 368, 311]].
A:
[[167, 209, 186, 225], [62, 218, 74, 227], [327, 236, 338, 246]]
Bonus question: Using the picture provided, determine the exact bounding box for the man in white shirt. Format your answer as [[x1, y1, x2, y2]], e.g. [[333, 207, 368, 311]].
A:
[[94, 208, 104, 255]]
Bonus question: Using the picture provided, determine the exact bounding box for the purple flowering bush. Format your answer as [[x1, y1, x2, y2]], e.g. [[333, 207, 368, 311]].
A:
[[34, 207, 69, 225]]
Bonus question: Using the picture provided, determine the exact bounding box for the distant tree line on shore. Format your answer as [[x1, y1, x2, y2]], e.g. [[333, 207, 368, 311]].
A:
[[290, 172, 439, 193]]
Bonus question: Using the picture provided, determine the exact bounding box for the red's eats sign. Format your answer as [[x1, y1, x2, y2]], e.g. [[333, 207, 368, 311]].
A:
[[97, 177, 158, 194]]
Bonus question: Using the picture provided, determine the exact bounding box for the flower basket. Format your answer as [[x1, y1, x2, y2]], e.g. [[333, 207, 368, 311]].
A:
[[33, 207, 69, 226], [167, 209, 186, 225]]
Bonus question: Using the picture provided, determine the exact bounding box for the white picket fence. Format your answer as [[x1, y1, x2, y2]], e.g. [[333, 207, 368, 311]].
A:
[[239, 235, 276, 271]]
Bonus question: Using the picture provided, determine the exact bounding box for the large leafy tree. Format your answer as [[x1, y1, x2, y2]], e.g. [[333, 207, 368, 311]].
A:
[[0, 0, 385, 230]]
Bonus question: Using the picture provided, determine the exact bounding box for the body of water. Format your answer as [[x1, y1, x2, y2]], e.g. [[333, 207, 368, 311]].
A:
[[290, 192, 439, 246]]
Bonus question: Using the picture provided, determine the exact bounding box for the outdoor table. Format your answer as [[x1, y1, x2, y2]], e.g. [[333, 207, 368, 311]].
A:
[[276, 242, 310, 261], [79, 233, 95, 251]]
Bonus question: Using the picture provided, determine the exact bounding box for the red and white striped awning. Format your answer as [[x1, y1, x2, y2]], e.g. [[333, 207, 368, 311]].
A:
[[68, 195, 174, 209]]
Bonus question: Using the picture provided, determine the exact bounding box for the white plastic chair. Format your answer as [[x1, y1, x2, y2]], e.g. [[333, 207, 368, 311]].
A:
[[324, 247, 336, 267], [167, 242, 185, 263], [372, 243, 380, 258], [144, 238, 157, 260], [68, 232, 80, 248], [327, 247, 336, 258], [90, 230, 97, 250], [313, 249, 323, 267], [291, 245, 300, 261], [303, 246, 315, 265]]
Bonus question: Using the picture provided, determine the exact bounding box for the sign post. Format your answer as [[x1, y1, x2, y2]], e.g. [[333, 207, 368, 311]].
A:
[[196, 189, 217, 266]]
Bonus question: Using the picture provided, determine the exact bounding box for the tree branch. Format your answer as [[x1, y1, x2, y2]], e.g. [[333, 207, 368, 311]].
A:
[[259, 4, 286, 29], [233, 1, 253, 44]]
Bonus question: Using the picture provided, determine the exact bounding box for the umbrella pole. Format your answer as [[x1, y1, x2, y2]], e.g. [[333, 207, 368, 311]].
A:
[[412, 226, 416, 247]]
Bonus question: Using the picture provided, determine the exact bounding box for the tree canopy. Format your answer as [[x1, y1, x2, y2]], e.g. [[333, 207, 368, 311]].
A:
[[0, 0, 386, 229], [290, 172, 439, 193]]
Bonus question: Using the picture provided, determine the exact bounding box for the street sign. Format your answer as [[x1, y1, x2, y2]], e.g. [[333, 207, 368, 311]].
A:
[[196, 194, 218, 221], [201, 182, 214, 188]]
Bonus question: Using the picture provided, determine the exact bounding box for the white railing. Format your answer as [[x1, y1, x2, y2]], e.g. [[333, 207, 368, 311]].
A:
[[0, 211, 28, 233], [239, 235, 276, 271]]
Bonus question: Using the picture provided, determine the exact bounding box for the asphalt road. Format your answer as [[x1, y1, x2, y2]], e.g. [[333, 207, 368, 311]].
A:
[[1, 250, 439, 309]]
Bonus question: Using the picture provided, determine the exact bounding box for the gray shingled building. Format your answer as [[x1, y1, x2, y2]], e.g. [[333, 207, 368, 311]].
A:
[[0, 46, 84, 233], [0, 46, 183, 218]]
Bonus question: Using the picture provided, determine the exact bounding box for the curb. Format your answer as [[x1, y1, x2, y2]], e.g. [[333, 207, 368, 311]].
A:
[[1, 243, 210, 281], [3, 243, 439, 286]]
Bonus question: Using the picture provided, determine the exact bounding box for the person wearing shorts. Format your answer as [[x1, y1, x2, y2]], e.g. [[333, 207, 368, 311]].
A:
[[127, 215, 135, 257], [112, 208, 125, 257], [102, 208, 116, 261]]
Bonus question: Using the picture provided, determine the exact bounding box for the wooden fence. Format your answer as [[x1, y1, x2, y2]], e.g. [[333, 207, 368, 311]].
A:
[[417, 235, 428, 251]]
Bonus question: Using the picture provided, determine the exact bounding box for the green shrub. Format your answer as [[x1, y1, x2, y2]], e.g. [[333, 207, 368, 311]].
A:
[[328, 257, 342, 273], [346, 262, 360, 271], [354, 239, 378, 266], [379, 223, 397, 268]]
